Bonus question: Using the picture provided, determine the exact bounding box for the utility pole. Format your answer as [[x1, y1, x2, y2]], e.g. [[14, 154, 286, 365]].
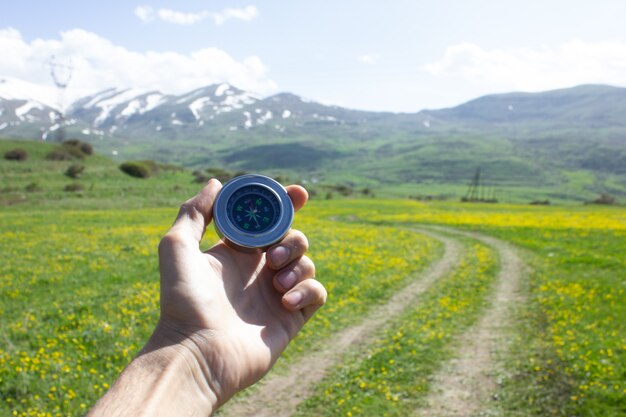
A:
[[48, 55, 73, 142], [464, 167, 481, 202]]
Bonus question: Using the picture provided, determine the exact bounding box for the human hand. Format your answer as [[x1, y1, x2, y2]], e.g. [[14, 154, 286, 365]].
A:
[[154, 178, 327, 409]]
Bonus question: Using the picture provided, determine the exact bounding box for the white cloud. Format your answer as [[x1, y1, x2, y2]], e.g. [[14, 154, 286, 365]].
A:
[[157, 9, 210, 25], [133, 5, 259, 26], [357, 54, 380, 65], [424, 40, 626, 92], [0, 27, 276, 102], [134, 6, 154, 23], [212, 6, 259, 25]]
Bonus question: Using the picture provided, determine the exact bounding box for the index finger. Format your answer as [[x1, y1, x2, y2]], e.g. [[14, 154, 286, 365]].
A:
[[286, 184, 308, 212]]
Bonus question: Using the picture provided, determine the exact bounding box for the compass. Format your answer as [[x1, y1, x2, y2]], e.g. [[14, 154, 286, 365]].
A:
[[213, 174, 294, 251]]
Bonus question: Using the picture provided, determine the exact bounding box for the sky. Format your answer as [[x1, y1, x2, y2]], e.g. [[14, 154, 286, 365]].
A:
[[3, 0, 626, 112]]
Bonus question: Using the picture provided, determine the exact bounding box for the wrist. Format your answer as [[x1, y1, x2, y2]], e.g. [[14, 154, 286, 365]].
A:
[[88, 322, 219, 417], [144, 321, 223, 410]]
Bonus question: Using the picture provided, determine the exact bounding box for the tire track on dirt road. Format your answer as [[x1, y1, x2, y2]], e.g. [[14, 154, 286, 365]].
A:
[[417, 227, 526, 417], [217, 229, 462, 417]]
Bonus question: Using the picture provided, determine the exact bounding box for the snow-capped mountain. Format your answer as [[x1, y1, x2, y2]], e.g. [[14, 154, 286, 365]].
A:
[[0, 77, 378, 140], [0, 78, 60, 130]]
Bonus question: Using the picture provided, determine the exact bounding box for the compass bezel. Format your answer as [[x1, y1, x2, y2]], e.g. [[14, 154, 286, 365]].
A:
[[213, 174, 294, 251]]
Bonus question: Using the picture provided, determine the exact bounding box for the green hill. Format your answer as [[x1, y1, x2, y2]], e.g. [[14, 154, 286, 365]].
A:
[[3, 83, 626, 204], [1, 138, 623, 208], [0, 139, 200, 210]]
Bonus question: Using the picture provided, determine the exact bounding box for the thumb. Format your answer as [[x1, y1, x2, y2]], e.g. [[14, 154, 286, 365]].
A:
[[169, 179, 223, 245]]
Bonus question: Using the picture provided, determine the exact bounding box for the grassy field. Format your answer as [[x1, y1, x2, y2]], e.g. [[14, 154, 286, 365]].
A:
[[296, 238, 499, 416], [320, 200, 626, 416], [1, 140, 625, 416]]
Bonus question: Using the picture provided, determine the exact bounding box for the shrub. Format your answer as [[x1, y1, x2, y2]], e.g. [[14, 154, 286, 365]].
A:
[[46, 147, 83, 161], [25, 182, 42, 193], [64, 183, 85, 192], [46, 140, 93, 161], [193, 172, 211, 183], [4, 148, 28, 161], [79, 142, 93, 155], [590, 193, 616, 205], [119, 161, 151, 179], [137, 160, 160, 175], [192, 168, 245, 183], [206, 168, 233, 182], [65, 164, 85, 179], [193, 168, 229, 183], [63, 139, 93, 156], [335, 184, 353, 196]]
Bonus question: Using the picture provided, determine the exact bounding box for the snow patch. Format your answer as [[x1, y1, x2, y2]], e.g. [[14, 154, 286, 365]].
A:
[[243, 111, 253, 129], [214, 92, 257, 114], [92, 88, 149, 126], [282, 110, 291, 119], [189, 97, 212, 119], [144, 94, 165, 112], [15, 101, 44, 119], [120, 99, 142, 118], [423, 120, 431, 128], [120, 94, 164, 117], [171, 119, 184, 126], [215, 83, 230, 97], [216, 106, 233, 114], [257, 111, 273, 125], [0, 122, 7, 130]]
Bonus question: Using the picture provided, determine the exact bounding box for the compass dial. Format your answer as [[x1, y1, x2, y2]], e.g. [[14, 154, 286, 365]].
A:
[[213, 174, 294, 251], [227, 186, 281, 234]]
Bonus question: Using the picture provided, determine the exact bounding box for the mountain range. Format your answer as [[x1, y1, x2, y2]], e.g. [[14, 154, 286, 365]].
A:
[[1, 76, 625, 201]]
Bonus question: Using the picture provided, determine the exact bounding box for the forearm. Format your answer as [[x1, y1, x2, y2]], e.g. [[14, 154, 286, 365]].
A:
[[87, 327, 218, 417]]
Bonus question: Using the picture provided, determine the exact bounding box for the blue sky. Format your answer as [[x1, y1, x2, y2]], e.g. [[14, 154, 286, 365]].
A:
[[3, 1, 626, 112]]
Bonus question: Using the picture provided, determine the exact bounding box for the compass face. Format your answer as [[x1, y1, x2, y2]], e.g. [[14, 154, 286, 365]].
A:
[[213, 174, 294, 251], [227, 185, 281, 234]]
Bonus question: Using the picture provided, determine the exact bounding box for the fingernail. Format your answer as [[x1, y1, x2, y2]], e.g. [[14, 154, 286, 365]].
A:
[[284, 291, 303, 307], [269, 246, 290, 267], [277, 270, 297, 289]]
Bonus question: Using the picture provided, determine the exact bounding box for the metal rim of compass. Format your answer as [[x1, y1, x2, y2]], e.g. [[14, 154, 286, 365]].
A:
[[213, 174, 294, 252]]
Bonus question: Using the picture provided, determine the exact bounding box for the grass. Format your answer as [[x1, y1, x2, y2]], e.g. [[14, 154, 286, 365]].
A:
[[345, 199, 626, 416], [295, 238, 499, 417], [0, 139, 205, 210], [0, 206, 440, 417], [488, 226, 626, 416], [1, 140, 625, 416]]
